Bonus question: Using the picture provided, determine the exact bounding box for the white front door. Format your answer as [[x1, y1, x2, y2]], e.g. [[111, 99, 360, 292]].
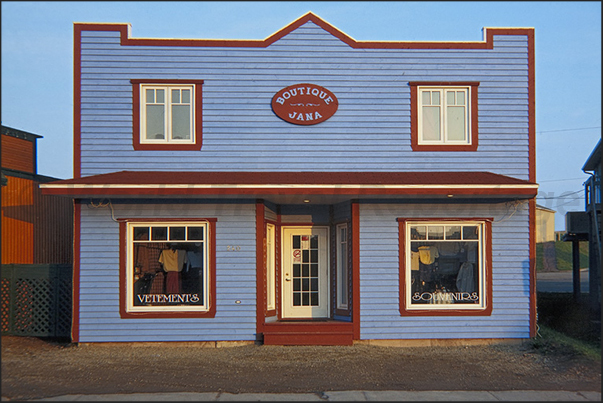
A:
[[281, 226, 329, 318]]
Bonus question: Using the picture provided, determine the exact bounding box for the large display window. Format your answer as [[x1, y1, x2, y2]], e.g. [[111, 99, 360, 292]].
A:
[[119, 219, 216, 318], [398, 218, 492, 316]]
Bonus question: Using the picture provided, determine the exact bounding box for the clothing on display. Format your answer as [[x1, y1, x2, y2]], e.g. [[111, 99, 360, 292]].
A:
[[456, 261, 476, 293], [134, 243, 166, 274], [411, 251, 420, 271], [159, 247, 188, 294], [418, 245, 439, 265], [159, 248, 188, 272]]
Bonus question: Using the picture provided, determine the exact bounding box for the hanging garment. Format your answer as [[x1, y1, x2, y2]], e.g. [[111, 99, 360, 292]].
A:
[[438, 242, 460, 257], [456, 261, 475, 293], [186, 251, 203, 272], [465, 242, 478, 262], [165, 271, 181, 294], [134, 243, 166, 274], [411, 251, 420, 271], [159, 248, 188, 295], [159, 249, 188, 272], [418, 245, 439, 265]]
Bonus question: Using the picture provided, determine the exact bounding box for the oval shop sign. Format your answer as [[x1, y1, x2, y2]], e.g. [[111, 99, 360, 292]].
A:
[[271, 83, 338, 125]]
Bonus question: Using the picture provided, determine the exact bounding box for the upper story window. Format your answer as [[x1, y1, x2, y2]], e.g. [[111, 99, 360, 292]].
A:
[[398, 218, 492, 316], [410, 82, 479, 152], [131, 80, 203, 151]]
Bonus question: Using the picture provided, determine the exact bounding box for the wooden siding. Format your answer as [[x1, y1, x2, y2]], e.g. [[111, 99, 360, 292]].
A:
[[1, 135, 34, 173], [1, 176, 33, 263], [77, 201, 257, 342], [358, 203, 531, 340], [1, 175, 73, 264], [77, 22, 531, 180]]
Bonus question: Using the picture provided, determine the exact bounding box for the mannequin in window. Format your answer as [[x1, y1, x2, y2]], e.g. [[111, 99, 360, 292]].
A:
[[159, 244, 188, 294]]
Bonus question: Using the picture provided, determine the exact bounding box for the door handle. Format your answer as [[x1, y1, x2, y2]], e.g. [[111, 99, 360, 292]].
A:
[[285, 273, 291, 281]]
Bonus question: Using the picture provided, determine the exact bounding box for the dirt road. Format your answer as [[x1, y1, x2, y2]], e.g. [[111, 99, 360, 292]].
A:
[[1, 336, 600, 401]]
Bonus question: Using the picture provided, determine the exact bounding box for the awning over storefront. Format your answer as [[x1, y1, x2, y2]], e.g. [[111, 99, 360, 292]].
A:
[[40, 171, 538, 204]]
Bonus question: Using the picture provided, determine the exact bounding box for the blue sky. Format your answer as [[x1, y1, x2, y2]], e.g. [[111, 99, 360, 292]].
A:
[[1, 1, 601, 230]]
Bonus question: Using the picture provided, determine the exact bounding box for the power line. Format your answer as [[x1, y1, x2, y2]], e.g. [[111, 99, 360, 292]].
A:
[[538, 177, 588, 183], [536, 189, 584, 200], [537, 126, 600, 134]]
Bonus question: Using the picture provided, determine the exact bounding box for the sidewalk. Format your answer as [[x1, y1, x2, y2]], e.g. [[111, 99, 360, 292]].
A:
[[19, 390, 603, 401]]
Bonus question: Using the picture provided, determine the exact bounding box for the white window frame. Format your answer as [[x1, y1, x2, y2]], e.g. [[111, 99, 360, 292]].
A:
[[336, 223, 348, 310], [266, 223, 276, 312], [140, 84, 195, 144], [405, 220, 486, 311], [417, 86, 471, 146], [126, 221, 209, 313]]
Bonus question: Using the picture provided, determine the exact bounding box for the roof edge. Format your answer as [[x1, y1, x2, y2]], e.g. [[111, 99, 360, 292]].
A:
[[1, 125, 43, 141], [72, 12, 534, 49], [582, 139, 601, 172]]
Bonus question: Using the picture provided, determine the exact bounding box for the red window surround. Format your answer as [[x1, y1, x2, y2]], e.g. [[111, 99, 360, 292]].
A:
[[118, 217, 217, 319], [409, 82, 479, 152], [131, 79, 204, 151], [397, 217, 493, 317]]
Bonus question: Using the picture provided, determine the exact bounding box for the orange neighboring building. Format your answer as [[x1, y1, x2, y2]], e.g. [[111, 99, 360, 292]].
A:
[[1, 125, 72, 264]]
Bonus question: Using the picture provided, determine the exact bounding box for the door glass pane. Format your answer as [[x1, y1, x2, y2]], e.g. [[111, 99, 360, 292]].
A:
[[291, 233, 320, 307]]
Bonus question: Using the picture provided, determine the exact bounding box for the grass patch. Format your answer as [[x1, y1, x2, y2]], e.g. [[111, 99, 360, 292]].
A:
[[532, 324, 601, 361], [536, 292, 601, 348], [536, 240, 589, 271]]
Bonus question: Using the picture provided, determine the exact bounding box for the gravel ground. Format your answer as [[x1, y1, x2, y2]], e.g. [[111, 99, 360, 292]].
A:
[[1, 336, 601, 401]]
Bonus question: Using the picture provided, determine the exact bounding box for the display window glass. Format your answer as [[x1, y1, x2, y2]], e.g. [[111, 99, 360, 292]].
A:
[[399, 219, 492, 315], [126, 221, 210, 314]]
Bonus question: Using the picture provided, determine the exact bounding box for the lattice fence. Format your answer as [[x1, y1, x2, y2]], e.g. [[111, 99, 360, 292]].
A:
[[1, 264, 72, 338]]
